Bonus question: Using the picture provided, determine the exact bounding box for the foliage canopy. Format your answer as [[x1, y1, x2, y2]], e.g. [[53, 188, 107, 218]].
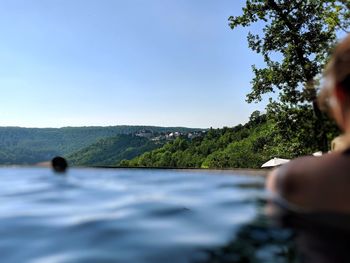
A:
[[229, 0, 349, 151], [229, 0, 350, 104]]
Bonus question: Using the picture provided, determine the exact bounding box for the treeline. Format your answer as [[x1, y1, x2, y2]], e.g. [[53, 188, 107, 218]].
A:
[[120, 110, 340, 169], [0, 112, 339, 168], [67, 135, 162, 166], [0, 126, 202, 164]]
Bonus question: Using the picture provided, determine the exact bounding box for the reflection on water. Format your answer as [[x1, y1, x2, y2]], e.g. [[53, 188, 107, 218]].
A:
[[0, 168, 295, 263]]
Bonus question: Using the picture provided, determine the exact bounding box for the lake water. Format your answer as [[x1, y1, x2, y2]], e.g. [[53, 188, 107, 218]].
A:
[[0, 168, 294, 263]]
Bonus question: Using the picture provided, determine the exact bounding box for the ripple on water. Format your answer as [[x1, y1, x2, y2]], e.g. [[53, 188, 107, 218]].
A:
[[0, 167, 284, 263]]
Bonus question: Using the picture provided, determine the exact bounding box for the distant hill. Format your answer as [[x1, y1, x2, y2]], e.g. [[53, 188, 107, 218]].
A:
[[120, 113, 277, 169], [67, 134, 162, 166], [0, 126, 204, 164]]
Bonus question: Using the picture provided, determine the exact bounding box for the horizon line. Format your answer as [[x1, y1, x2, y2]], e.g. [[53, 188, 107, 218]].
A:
[[0, 124, 212, 130]]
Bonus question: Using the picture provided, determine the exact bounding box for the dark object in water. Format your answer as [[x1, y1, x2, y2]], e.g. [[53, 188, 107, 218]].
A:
[[51, 156, 68, 173], [202, 215, 296, 263], [270, 197, 350, 263]]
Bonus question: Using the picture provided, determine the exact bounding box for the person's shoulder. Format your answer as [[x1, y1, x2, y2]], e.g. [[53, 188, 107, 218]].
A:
[[267, 152, 343, 199], [284, 151, 343, 176], [279, 152, 342, 177]]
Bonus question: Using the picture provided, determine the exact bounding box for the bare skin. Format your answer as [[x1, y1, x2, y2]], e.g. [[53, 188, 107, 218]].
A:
[[267, 82, 350, 213], [267, 151, 350, 213]]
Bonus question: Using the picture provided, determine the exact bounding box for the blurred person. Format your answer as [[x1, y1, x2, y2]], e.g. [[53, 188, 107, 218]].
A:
[[51, 156, 68, 173], [266, 34, 350, 263]]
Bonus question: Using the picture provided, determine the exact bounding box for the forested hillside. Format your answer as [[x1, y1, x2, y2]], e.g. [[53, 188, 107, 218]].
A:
[[0, 111, 339, 168], [120, 111, 340, 169], [67, 135, 162, 166], [0, 126, 202, 164]]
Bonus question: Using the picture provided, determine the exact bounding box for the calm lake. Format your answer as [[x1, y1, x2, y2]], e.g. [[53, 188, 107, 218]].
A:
[[0, 168, 294, 263]]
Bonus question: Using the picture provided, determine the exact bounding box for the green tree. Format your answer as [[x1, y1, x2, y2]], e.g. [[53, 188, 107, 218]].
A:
[[248, 110, 267, 126], [229, 0, 349, 151], [230, 0, 349, 104]]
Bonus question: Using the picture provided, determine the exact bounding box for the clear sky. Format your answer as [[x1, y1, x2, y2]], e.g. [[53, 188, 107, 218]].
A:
[[0, 0, 269, 128]]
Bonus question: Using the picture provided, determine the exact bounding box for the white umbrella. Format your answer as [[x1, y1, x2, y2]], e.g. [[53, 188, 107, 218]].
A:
[[261, 158, 290, 168]]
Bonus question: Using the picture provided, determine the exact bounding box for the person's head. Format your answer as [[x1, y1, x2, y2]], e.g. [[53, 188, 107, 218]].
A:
[[51, 156, 68, 173], [319, 34, 350, 131]]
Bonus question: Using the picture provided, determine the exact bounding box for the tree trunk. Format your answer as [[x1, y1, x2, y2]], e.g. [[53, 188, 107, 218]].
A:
[[312, 97, 329, 152]]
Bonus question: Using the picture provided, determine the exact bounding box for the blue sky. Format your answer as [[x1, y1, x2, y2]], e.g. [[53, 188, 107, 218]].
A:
[[0, 0, 268, 128]]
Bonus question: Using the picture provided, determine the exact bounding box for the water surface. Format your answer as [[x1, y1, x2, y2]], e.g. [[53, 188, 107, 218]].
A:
[[0, 168, 293, 263]]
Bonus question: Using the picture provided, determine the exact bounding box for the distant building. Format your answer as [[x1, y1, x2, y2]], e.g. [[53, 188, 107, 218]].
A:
[[135, 130, 153, 138], [151, 135, 166, 141], [188, 132, 203, 139]]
